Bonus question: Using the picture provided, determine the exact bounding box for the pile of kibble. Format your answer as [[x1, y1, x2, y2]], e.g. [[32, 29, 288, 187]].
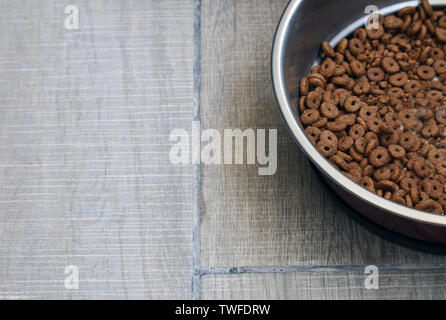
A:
[[299, 0, 446, 214]]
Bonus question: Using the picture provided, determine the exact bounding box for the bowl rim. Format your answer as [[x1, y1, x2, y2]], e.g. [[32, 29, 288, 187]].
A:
[[271, 0, 446, 227]]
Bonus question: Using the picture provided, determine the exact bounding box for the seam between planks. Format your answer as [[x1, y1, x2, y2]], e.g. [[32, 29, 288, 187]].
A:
[[197, 263, 446, 276], [192, 0, 202, 300]]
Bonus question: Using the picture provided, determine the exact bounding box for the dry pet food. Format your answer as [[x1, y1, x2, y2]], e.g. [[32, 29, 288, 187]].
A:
[[299, 0, 446, 215]]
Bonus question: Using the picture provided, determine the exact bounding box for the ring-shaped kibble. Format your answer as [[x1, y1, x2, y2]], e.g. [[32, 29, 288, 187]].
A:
[[376, 180, 399, 192], [416, 65, 436, 80], [431, 48, 445, 60], [435, 27, 446, 43], [384, 15, 403, 29], [369, 146, 391, 168], [421, 123, 439, 138], [321, 41, 335, 57], [413, 158, 431, 178], [338, 136, 354, 151], [398, 109, 416, 122], [400, 177, 418, 192], [305, 91, 322, 109], [367, 67, 385, 81], [320, 130, 338, 145], [435, 107, 446, 124], [353, 81, 370, 95], [317, 139, 337, 157], [300, 109, 320, 125], [373, 166, 391, 181], [354, 137, 367, 154], [388, 163, 400, 181], [380, 132, 400, 147], [428, 149, 445, 163], [430, 180, 443, 198], [388, 72, 408, 87], [366, 118, 383, 134], [320, 58, 336, 78], [320, 102, 339, 119], [348, 38, 364, 55], [436, 161, 446, 176], [359, 105, 377, 119], [403, 80, 421, 95], [388, 144, 406, 158], [366, 24, 385, 39], [344, 96, 361, 112], [439, 16, 446, 28], [382, 57, 400, 73], [426, 90, 443, 102], [415, 199, 443, 214], [399, 131, 417, 150], [349, 124, 365, 139], [364, 138, 378, 156], [359, 176, 375, 192], [433, 59, 446, 74], [304, 126, 321, 144], [350, 60, 365, 76], [387, 87, 404, 98], [419, 180, 433, 196]]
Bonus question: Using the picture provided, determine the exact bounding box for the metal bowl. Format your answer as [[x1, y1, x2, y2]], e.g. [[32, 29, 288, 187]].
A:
[[272, 0, 446, 245]]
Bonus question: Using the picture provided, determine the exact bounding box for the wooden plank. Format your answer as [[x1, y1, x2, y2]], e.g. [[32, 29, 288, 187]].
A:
[[0, 0, 195, 299], [200, 0, 446, 267], [201, 269, 446, 299]]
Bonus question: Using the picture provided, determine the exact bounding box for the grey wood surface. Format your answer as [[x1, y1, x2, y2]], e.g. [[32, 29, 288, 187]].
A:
[[201, 268, 446, 299], [0, 0, 195, 299], [199, 0, 446, 299], [1, 0, 446, 300]]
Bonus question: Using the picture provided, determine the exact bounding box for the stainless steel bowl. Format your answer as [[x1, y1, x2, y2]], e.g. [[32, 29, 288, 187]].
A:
[[272, 0, 446, 245]]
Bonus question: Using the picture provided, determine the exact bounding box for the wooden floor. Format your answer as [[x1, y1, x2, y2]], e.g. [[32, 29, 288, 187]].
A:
[[0, 0, 446, 299]]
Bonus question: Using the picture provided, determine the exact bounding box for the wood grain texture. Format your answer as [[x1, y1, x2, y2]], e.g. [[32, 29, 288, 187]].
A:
[[0, 0, 195, 299], [201, 269, 446, 300], [200, 0, 446, 268]]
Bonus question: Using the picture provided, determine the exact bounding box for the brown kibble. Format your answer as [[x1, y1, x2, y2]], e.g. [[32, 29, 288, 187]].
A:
[[404, 80, 422, 95], [320, 102, 339, 119], [376, 180, 399, 192], [344, 96, 362, 112], [382, 57, 400, 73], [413, 158, 432, 178], [298, 2, 446, 216], [367, 67, 385, 81], [304, 126, 321, 144], [320, 58, 337, 78], [336, 38, 348, 54], [338, 136, 354, 151], [398, 6, 416, 17], [349, 124, 365, 139], [349, 39, 364, 55], [369, 146, 391, 168], [350, 60, 365, 76], [359, 176, 375, 192], [317, 139, 337, 157], [421, 0, 433, 16], [415, 199, 443, 214], [306, 91, 322, 109], [322, 41, 335, 57], [366, 24, 385, 39], [388, 144, 406, 158], [388, 72, 408, 87], [436, 27, 446, 42], [373, 166, 391, 181], [300, 109, 320, 125], [300, 78, 309, 96], [417, 65, 436, 80]]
